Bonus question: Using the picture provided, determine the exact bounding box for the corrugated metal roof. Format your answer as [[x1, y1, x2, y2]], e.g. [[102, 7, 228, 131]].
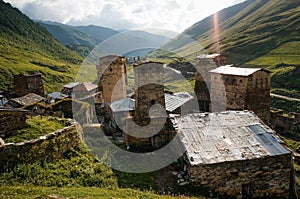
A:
[[209, 65, 266, 76], [47, 92, 68, 100], [165, 92, 194, 112], [110, 98, 135, 112], [170, 111, 290, 166]]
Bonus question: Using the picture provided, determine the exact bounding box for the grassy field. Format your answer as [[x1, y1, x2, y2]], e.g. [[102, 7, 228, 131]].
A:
[[0, 186, 199, 199], [4, 116, 67, 143]]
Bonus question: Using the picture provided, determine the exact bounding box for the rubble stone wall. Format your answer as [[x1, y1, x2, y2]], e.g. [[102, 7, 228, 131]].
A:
[[0, 109, 27, 137], [0, 123, 81, 172], [187, 154, 293, 198]]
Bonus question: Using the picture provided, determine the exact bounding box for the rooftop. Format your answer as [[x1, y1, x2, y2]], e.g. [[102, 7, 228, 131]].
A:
[[209, 65, 270, 76], [47, 92, 68, 100], [9, 93, 45, 106], [73, 82, 98, 92], [63, 82, 80, 89], [170, 111, 290, 166], [109, 98, 135, 112], [196, 54, 221, 59], [165, 92, 194, 112]]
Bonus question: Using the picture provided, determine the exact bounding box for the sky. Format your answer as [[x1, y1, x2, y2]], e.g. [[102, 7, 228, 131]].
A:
[[4, 0, 246, 33]]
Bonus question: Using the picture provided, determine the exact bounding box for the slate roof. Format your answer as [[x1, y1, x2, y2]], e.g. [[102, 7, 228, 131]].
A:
[[9, 93, 45, 107], [209, 65, 270, 76], [165, 92, 194, 112], [170, 111, 290, 166]]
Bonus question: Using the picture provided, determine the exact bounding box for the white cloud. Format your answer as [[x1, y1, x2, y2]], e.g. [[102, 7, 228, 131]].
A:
[[4, 0, 245, 32]]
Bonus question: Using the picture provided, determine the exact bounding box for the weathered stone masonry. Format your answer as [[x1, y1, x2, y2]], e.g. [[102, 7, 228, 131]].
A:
[[0, 109, 27, 137], [14, 73, 45, 97], [0, 122, 81, 172], [186, 154, 293, 198]]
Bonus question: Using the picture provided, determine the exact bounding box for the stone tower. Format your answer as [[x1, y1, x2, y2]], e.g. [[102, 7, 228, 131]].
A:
[[194, 54, 226, 111], [125, 61, 172, 149], [14, 73, 45, 97], [97, 55, 127, 103], [133, 61, 166, 119], [209, 65, 271, 121]]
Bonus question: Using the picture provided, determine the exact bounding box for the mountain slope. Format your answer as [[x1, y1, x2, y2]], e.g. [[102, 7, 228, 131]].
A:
[[71, 25, 118, 43], [0, 1, 83, 92], [158, 0, 300, 98], [38, 21, 99, 46]]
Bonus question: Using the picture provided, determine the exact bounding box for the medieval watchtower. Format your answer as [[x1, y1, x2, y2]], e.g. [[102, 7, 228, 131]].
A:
[[14, 73, 45, 97], [97, 55, 127, 103], [133, 61, 166, 119], [194, 54, 226, 111], [125, 61, 173, 149]]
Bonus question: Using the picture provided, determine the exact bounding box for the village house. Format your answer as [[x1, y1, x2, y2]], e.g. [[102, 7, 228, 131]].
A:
[[61, 82, 80, 97], [209, 65, 271, 121], [14, 73, 45, 97], [170, 111, 293, 198]]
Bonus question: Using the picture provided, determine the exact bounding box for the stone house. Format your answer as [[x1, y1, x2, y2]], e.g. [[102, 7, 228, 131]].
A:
[[0, 108, 28, 137], [61, 82, 80, 97], [194, 54, 226, 111], [209, 65, 271, 121], [170, 111, 293, 198], [14, 73, 45, 97]]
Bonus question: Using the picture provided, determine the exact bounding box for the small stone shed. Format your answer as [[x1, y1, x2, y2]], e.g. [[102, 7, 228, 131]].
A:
[[170, 111, 293, 198]]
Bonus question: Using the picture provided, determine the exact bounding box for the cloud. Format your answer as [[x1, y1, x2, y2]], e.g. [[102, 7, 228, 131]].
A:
[[4, 0, 245, 32]]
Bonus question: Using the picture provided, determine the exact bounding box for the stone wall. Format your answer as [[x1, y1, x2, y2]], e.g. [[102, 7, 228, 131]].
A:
[[269, 108, 300, 136], [186, 154, 293, 198], [124, 117, 175, 149], [97, 55, 127, 103], [246, 70, 271, 121], [134, 62, 165, 120], [14, 73, 45, 97], [0, 109, 27, 137], [0, 122, 81, 172], [209, 70, 270, 121]]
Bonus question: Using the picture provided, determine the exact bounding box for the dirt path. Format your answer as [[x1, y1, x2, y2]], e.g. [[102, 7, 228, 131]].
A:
[[271, 93, 300, 102]]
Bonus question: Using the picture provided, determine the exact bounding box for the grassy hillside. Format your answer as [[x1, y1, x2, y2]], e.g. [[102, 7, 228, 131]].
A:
[[153, 0, 300, 99], [0, 1, 83, 93]]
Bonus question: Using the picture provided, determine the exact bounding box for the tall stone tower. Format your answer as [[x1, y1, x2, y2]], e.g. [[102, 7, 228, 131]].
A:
[[134, 61, 166, 119], [14, 73, 45, 97], [97, 55, 127, 103], [194, 54, 226, 111], [125, 61, 172, 149]]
